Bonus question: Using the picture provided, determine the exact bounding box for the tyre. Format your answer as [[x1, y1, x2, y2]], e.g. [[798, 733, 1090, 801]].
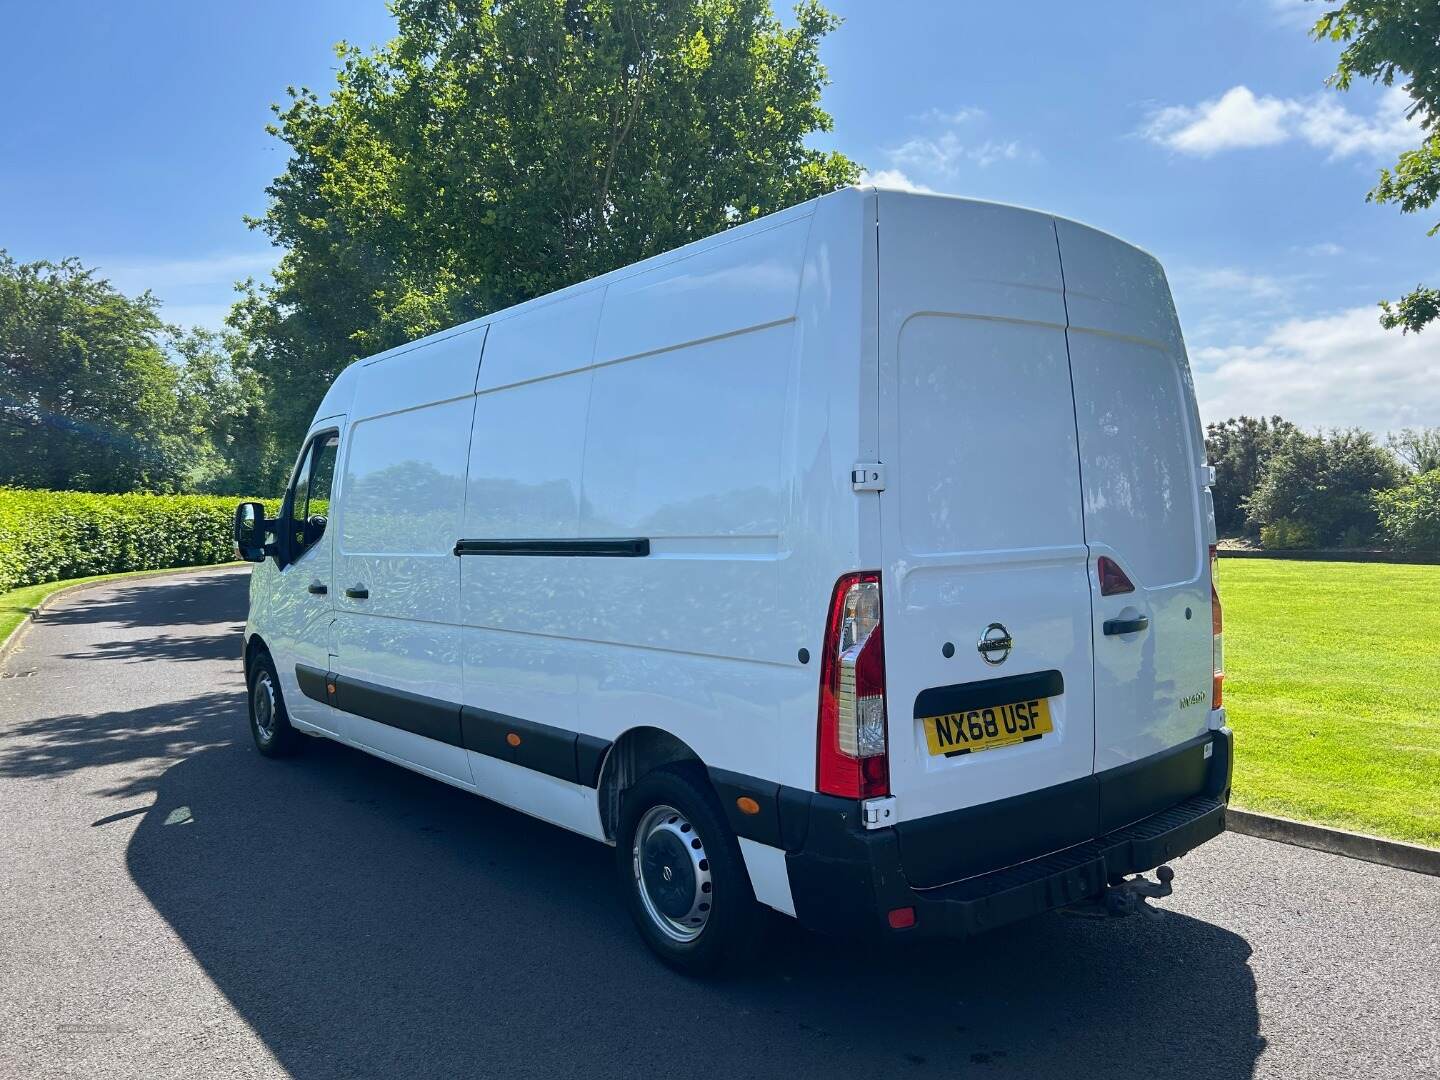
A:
[[616, 763, 764, 975], [247, 650, 303, 758]]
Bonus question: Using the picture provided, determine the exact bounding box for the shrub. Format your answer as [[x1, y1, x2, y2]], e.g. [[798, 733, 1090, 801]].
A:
[[1337, 524, 1372, 550], [1245, 428, 1400, 546], [0, 487, 277, 593], [1259, 518, 1318, 550], [1374, 469, 1440, 553]]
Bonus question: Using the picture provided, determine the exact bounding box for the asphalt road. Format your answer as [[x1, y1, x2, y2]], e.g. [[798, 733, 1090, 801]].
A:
[[1, 568, 1437, 1080]]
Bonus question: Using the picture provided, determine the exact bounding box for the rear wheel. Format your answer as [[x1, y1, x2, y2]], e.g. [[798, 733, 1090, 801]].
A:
[[247, 651, 303, 758], [617, 764, 764, 975]]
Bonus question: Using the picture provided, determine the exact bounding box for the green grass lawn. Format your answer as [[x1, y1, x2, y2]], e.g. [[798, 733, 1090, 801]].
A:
[[0, 563, 243, 649], [1222, 559, 1440, 848]]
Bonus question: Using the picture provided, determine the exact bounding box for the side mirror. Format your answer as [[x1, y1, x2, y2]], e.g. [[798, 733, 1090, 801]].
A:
[[233, 501, 268, 563]]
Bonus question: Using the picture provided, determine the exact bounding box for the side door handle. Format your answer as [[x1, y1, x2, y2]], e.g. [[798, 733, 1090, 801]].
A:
[[345, 584, 370, 600], [1104, 615, 1150, 636], [307, 581, 328, 595]]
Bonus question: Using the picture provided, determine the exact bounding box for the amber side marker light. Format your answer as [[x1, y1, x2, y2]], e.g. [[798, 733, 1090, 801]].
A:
[[887, 907, 916, 930], [736, 796, 761, 816], [505, 732, 522, 747]]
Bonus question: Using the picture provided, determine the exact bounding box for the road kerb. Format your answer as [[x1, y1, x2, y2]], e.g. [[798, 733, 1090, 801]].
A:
[[1228, 808, 1440, 877]]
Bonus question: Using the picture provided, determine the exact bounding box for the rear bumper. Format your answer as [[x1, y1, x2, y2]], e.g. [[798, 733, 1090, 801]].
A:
[[717, 728, 1232, 940]]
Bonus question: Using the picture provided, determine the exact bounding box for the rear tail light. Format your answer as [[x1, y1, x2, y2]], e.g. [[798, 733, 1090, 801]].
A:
[[1210, 545, 1224, 709], [817, 571, 889, 799]]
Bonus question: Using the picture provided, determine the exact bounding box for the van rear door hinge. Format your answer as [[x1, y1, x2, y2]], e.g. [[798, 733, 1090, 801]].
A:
[[862, 795, 896, 829], [851, 463, 886, 492]]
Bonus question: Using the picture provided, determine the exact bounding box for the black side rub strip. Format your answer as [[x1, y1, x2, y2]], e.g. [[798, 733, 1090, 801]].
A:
[[913, 669, 1065, 719], [460, 706, 609, 787], [453, 537, 649, 557], [298, 671, 612, 788], [333, 674, 464, 748], [295, 663, 329, 705]]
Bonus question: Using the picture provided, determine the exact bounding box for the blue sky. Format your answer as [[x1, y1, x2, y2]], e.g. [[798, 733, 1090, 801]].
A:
[[3, 0, 1436, 432]]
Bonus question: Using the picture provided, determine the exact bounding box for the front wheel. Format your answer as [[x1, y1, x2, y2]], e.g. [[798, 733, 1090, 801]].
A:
[[616, 764, 764, 975], [247, 651, 303, 758]]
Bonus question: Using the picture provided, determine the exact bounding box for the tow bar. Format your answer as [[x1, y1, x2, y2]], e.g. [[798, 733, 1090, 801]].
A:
[[1062, 864, 1175, 920]]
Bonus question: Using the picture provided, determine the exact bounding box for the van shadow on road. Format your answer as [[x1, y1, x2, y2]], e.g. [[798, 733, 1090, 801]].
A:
[[117, 715, 1264, 1079]]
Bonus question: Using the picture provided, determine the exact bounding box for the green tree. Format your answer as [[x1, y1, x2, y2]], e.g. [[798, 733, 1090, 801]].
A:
[[1313, 1, 1440, 332], [1205, 415, 1300, 535], [1246, 428, 1401, 545], [1387, 425, 1440, 474], [0, 252, 191, 492], [234, 0, 860, 483], [171, 328, 274, 494]]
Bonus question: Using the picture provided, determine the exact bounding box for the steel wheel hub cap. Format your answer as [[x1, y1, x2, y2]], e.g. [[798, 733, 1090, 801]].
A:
[[633, 804, 712, 942], [253, 673, 277, 742]]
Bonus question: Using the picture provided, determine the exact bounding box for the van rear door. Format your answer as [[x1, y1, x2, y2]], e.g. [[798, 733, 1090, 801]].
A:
[[874, 193, 1097, 831], [1054, 221, 1214, 775]]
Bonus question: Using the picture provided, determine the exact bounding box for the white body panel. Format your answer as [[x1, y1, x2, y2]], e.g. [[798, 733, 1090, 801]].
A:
[[245, 187, 1213, 907]]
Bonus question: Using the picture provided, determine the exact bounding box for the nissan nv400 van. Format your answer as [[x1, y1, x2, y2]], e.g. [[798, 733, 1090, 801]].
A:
[[233, 187, 1231, 972]]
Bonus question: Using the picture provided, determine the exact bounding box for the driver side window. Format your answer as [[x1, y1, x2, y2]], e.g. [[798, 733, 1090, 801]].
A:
[[288, 431, 339, 560]]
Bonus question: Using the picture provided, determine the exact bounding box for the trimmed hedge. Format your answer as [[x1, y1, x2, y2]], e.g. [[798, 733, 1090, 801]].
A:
[[0, 487, 277, 594]]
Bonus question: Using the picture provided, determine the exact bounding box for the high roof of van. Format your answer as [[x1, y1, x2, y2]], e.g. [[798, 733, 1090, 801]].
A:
[[312, 185, 1168, 423]]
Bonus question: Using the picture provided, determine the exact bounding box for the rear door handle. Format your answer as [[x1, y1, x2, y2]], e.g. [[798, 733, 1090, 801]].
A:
[[1104, 615, 1150, 636], [345, 585, 369, 600], [307, 581, 328, 595]]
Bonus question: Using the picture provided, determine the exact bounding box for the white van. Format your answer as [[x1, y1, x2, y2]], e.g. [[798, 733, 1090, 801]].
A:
[[234, 187, 1231, 972]]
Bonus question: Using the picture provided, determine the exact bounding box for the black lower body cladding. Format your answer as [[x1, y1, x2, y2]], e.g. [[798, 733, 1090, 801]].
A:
[[897, 731, 1223, 889], [292, 665, 611, 787], [762, 729, 1233, 939]]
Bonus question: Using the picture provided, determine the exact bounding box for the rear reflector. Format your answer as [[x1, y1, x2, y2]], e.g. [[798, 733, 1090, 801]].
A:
[[1096, 555, 1135, 596], [817, 571, 889, 800], [887, 906, 916, 930]]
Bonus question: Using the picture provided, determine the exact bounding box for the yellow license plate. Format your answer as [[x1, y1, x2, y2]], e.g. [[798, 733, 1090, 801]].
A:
[[923, 697, 1054, 756]]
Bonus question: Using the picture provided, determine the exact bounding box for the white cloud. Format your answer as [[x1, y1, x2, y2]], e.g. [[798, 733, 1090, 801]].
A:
[[1175, 265, 1294, 300], [1298, 241, 1345, 257], [1191, 305, 1440, 432], [877, 105, 1034, 187], [1296, 87, 1417, 158], [857, 168, 936, 194], [888, 131, 1028, 176], [1145, 87, 1294, 154], [1143, 84, 1419, 159], [914, 105, 985, 126]]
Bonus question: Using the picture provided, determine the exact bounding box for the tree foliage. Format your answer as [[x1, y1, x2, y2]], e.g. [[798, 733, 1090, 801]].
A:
[[1246, 427, 1401, 545], [1314, 0, 1440, 332], [0, 252, 269, 495], [0, 252, 190, 492], [233, 0, 860, 483], [1387, 425, 1440, 474], [1205, 415, 1300, 535], [1374, 468, 1440, 552]]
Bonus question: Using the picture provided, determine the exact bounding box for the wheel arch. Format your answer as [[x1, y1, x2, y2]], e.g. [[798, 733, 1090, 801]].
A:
[[596, 726, 706, 842], [243, 632, 271, 681]]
